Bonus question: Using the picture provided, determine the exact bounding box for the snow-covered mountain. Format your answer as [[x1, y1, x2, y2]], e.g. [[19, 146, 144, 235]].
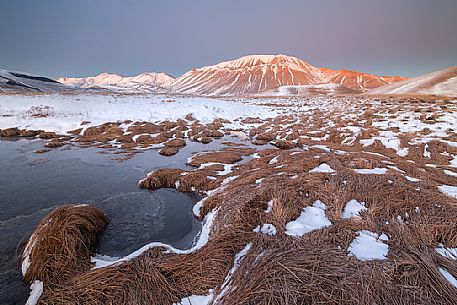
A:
[[58, 72, 175, 93], [0, 69, 72, 93], [1, 55, 407, 96], [368, 66, 457, 97], [171, 54, 405, 96]]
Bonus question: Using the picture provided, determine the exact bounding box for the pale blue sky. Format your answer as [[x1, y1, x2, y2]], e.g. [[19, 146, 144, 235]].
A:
[[0, 0, 456, 78]]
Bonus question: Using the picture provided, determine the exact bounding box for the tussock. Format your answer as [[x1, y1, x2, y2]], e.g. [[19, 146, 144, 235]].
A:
[[21, 205, 108, 285], [188, 151, 242, 167], [177, 172, 209, 192], [139, 168, 184, 190], [159, 146, 180, 156]]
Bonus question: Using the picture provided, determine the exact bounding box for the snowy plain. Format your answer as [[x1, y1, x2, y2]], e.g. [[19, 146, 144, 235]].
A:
[[0, 94, 279, 134]]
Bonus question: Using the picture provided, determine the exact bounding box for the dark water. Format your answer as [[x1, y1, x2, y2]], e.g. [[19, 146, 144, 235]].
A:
[[0, 139, 211, 305]]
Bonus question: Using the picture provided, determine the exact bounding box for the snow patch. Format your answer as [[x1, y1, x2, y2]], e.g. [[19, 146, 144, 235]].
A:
[[174, 291, 214, 305], [436, 245, 457, 260], [25, 280, 43, 305], [309, 163, 335, 173], [213, 243, 252, 302], [285, 200, 332, 236], [353, 168, 387, 175], [439, 185, 457, 199], [253, 224, 277, 236], [347, 230, 389, 261], [342, 200, 367, 219], [438, 267, 457, 288]]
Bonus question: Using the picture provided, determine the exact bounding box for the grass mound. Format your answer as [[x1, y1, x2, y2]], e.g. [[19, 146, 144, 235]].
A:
[[21, 205, 108, 285]]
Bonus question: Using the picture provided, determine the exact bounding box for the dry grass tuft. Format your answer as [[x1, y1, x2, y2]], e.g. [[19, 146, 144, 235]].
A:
[[188, 151, 242, 167], [159, 146, 180, 156], [21, 205, 108, 285]]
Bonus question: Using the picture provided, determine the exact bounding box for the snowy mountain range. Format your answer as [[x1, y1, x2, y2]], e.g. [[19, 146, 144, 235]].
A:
[[57, 72, 174, 93], [2, 55, 456, 96]]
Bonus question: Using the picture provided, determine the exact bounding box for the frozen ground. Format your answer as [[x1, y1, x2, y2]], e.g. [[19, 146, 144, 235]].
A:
[[4, 93, 457, 304]]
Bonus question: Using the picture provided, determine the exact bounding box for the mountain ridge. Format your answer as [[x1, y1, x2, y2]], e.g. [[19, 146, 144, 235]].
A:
[[11, 54, 454, 96], [170, 54, 405, 95], [368, 66, 457, 97]]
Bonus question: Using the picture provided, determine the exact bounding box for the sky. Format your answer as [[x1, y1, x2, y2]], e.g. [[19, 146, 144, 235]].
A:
[[0, 0, 456, 78]]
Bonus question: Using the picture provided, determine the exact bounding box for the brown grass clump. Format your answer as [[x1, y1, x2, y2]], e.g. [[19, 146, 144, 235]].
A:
[[138, 168, 184, 189], [20, 129, 41, 137], [199, 136, 213, 144], [188, 151, 242, 167], [127, 122, 161, 134], [34, 148, 51, 154], [159, 146, 180, 156], [38, 131, 58, 139], [45, 139, 66, 148], [255, 132, 275, 142], [271, 140, 296, 150], [222, 141, 246, 147], [0, 127, 21, 137], [21, 205, 108, 285], [164, 138, 186, 147], [177, 172, 209, 192], [221, 147, 256, 156], [251, 139, 269, 145]]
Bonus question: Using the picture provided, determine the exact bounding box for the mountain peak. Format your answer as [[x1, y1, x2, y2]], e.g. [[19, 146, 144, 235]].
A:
[[171, 54, 404, 95], [210, 54, 312, 70]]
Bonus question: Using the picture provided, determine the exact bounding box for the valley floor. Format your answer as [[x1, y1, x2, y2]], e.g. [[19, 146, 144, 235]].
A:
[[1, 93, 457, 304]]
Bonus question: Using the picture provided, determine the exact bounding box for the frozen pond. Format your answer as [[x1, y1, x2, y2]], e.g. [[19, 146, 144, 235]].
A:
[[0, 139, 207, 305]]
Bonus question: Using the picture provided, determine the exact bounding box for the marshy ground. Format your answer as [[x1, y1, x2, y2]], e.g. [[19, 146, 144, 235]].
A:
[[1, 94, 456, 304]]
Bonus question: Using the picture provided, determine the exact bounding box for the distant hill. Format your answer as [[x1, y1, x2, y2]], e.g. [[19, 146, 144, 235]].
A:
[[368, 66, 457, 97], [0, 69, 72, 93], [57, 72, 175, 94]]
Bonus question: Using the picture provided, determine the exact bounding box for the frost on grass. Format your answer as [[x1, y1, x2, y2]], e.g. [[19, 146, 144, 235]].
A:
[[309, 163, 335, 173], [285, 200, 331, 236], [342, 199, 367, 219], [438, 185, 457, 199], [347, 230, 389, 261]]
